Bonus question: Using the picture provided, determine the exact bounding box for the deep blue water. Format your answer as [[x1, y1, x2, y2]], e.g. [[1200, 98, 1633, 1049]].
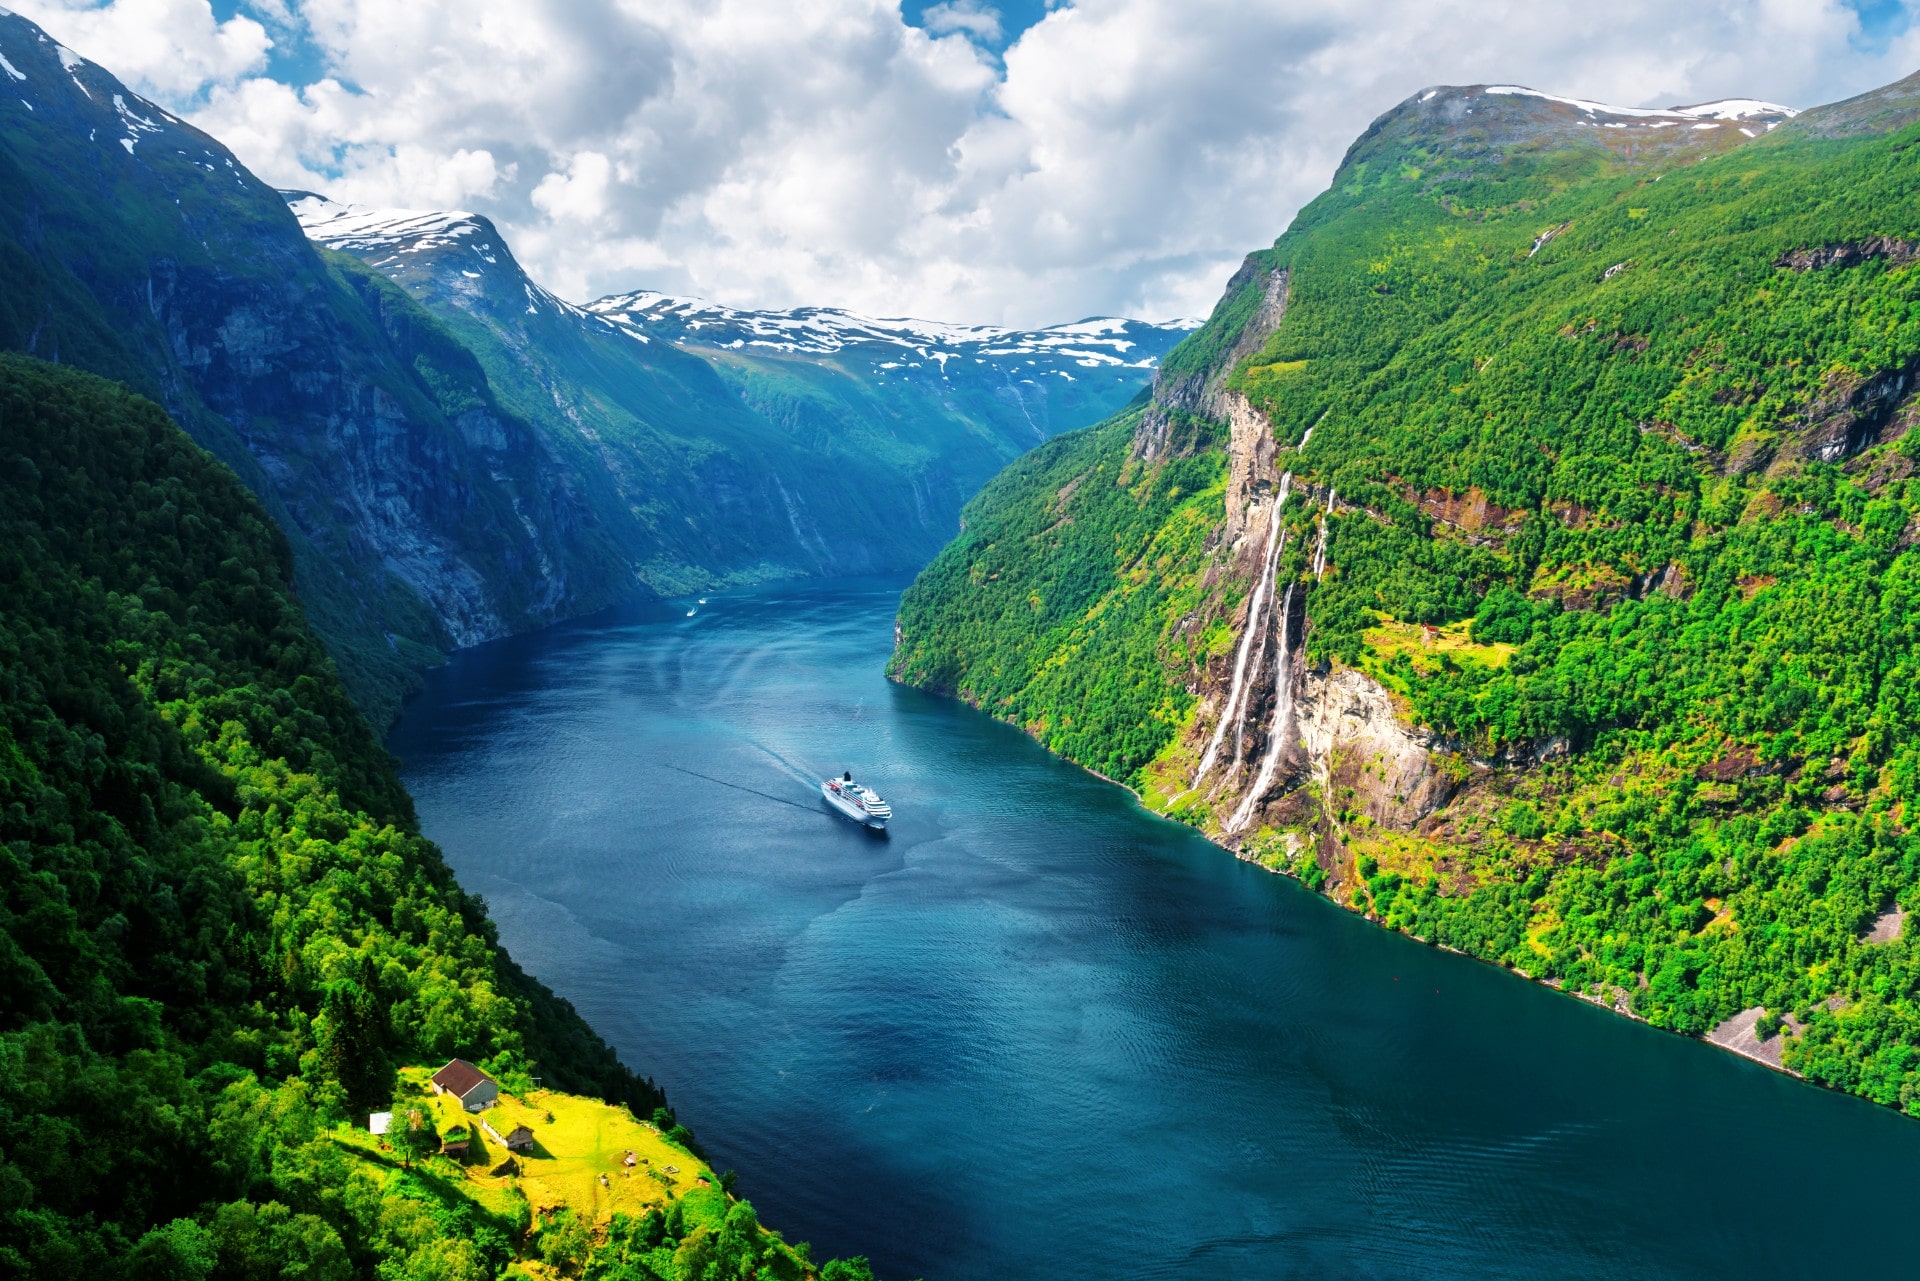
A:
[[389, 579, 1920, 1280]]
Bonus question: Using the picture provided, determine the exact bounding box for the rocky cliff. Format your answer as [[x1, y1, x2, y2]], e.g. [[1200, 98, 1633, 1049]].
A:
[[0, 11, 631, 720]]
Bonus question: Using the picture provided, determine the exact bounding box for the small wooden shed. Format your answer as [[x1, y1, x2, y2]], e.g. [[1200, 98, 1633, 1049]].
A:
[[482, 1115, 536, 1153]]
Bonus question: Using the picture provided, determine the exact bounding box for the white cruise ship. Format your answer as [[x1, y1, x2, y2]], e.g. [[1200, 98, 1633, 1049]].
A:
[[821, 772, 891, 829]]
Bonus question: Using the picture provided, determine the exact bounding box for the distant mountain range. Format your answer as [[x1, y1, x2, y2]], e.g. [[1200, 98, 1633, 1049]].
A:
[[0, 6, 1188, 720], [284, 190, 1191, 611]]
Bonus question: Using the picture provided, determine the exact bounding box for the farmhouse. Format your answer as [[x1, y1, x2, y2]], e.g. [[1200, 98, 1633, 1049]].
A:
[[430, 1059, 499, 1112]]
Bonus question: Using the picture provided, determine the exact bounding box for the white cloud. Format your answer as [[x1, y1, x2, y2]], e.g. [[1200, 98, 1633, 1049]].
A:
[[10, 0, 269, 96], [531, 150, 614, 224], [15, 0, 1920, 324], [923, 1, 1003, 44]]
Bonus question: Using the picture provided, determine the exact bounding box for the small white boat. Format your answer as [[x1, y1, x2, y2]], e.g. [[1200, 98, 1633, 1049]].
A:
[[698, 598, 708, 604], [821, 771, 891, 829], [686, 609, 696, 617]]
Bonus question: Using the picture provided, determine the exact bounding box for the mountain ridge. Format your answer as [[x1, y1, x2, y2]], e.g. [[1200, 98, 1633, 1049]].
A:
[[283, 186, 1191, 602], [0, 9, 643, 722], [893, 63, 1920, 1111]]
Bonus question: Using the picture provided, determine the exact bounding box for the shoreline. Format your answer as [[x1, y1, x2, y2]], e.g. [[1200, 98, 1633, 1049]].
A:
[[897, 674, 1832, 1094]]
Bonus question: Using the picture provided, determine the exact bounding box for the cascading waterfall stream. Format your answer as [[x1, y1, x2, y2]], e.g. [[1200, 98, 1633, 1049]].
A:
[[1191, 472, 1291, 788], [1229, 582, 1297, 834], [1312, 488, 1335, 580], [1233, 522, 1288, 771], [1233, 477, 1295, 770]]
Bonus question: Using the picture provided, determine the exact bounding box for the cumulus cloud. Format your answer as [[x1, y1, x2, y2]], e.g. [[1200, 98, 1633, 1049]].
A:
[[15, 0, 1920, 323], [10, 0, 270, 97]]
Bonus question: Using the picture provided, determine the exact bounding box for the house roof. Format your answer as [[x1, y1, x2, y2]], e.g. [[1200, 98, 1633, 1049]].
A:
[[504, 1125, 534, 1143], [431, 1058, 493, 1098]]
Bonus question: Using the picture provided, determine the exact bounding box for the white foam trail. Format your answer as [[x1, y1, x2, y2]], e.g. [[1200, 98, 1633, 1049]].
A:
[[1299, 428, 1313, 451], [1313, 487, 1335, 580], [1230, 583, 1297, 833], [1192, 473, 1292, 788]]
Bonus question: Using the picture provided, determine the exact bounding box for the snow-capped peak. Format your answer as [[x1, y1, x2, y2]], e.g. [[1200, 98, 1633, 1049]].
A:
[[286, 191, 487, 253], [282, 192, 1192, 370], [285, 191, 597, 321]]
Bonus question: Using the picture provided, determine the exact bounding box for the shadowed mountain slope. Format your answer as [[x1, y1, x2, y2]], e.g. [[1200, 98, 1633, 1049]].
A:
[[0, 10, 638, 723], [289, 192, 1191, 594]]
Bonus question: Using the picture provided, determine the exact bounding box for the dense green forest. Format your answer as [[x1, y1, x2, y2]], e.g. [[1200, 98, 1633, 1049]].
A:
[[890, 406, 1225, 781], [893, 77, 1920, 1110], [0, 354, 868, 1279]]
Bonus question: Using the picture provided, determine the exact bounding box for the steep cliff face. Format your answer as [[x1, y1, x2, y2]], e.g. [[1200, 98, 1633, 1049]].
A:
[[1069, 81, 1815, 856], [1133, 258, 1289, 465], [895, 72, 1920, 1111], [0, 11, 630, 720]]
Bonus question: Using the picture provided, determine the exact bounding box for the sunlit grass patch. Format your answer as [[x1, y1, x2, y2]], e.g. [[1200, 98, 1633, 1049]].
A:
[[366, 1068, 715, 1228], [1361, 618, 1514, 675]]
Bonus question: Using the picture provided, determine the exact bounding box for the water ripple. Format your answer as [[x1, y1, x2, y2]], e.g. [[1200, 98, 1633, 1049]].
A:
[[390, 580, 1920, 1281]]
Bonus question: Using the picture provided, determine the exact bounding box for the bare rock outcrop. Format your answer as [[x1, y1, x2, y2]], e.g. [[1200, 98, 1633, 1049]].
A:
[[1133, 261, 1290, 463], [1295, 667, 1456, 831], [1218, 391, 1283, 544], [1774, 237, 1919, 272], [1705, 1007, 1803, 1074]]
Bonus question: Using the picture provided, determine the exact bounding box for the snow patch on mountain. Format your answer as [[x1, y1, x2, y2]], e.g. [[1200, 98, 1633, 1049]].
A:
[[1481, 85, 1796, 130], [288, 193, 486, 255], [586, 289, 1194, 369], [286, 191, 590, 319], [284, 192, 1192, 373], [1673, 98, 1799, 120]]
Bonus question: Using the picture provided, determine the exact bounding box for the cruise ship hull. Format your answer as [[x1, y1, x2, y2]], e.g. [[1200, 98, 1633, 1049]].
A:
[[821, 781, 889, 829]]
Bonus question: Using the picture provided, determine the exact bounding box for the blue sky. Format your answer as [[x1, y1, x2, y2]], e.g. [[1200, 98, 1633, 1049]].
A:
[[1850, 0, 1913, 47], [901, 0, 1054, 53]]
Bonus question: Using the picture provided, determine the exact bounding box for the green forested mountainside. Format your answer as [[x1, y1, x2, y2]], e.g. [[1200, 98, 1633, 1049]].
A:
[[0, 11, 639, 726], [894, 76, 1920, 1111], [892, 407, 1225, 781], [0, 354, 858, 1279]]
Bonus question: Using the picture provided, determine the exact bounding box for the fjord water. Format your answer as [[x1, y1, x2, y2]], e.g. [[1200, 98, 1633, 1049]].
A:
[[390, 580, 1920, 1281]]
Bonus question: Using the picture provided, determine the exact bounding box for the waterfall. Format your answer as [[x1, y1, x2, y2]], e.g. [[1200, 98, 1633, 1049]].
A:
[[1232, 477, 1294, 770], [1312, 487, 1335, 580], [1192, 472, 1292, 788], [1234, 524, 1287, 770], [1229, 583, 1297, 833]]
